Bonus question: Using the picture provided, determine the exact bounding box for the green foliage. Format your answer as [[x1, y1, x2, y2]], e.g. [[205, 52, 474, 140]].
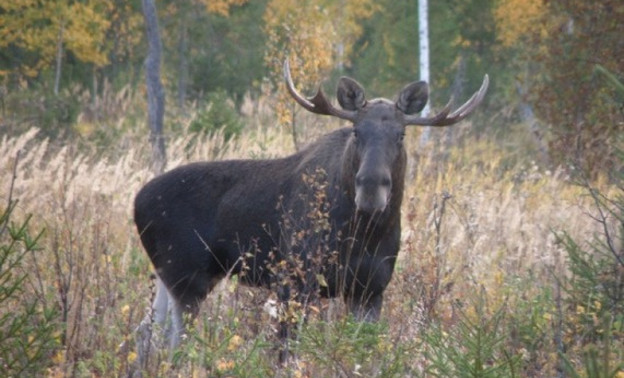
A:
[[174, 0, 267, 106], [182, 328, 272, 377], [348, 0, 421, 95], [494, 274, 554, 375], [560, 342, 624, 378], [559, 230, 624, 342], [555, 168, 624, 375], [0, 201, 60, 376], [423, 293, 520, 377], [2, 84, 82, 137], [189, 90, 243, 140], [594, 65, 624, 99], [296, 317, 410, 376], [349, 0, 496, 101]]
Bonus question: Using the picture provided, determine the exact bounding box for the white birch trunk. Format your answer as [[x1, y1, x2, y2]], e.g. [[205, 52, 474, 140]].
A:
[[418, 0, 431, 147]]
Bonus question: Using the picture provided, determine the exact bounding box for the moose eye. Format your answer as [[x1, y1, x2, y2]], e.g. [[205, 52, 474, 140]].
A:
[[352, 129, 359, 139], [398, 132, 405, 143]]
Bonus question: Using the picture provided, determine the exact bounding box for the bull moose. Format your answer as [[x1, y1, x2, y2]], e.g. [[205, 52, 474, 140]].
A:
[[134, 60, 488, 359]]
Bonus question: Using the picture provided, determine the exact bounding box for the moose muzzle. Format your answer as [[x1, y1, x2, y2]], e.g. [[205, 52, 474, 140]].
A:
[[354, 168, 392, 214]]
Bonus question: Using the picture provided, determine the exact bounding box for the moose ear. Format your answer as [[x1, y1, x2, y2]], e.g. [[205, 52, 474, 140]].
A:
[[396, 81, 429, 115], [337, 77, 366, 111]]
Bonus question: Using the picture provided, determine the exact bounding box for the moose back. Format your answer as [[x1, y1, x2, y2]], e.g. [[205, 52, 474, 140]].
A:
[[134, 60, 488, 352]]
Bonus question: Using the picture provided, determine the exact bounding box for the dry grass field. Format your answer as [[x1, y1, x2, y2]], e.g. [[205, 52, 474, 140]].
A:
[[1, 101, 622, 376]]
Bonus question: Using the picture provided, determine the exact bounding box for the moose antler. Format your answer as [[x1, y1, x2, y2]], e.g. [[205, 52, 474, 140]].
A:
[[283, 60, 357, 121], [403, 74, 489, 126]]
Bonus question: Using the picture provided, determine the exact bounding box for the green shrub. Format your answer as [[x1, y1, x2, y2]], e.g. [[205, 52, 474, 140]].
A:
[[2, 86, 82, 138], [189, 90, 243, 141], [296, 317, 410, 377], [556, 167, 624, 375], [0, 200, 61, 376], [423, 292, 520, 378]]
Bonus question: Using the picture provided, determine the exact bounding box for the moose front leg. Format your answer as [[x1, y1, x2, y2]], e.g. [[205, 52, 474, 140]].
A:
[[275, 265, 323, 364], [275, 278, 292, 364], [347, 293, 383, 322], [343, 253, 394, 322]]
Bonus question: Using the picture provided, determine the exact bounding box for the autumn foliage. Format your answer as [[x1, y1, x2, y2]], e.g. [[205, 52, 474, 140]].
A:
[[0, 0, 623, 376], [495, 0, 624, 175], [0, 0, 109, 77]]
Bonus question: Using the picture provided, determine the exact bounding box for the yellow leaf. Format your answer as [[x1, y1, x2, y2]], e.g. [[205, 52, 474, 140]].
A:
[[316, 274, 328, 287], [127, 351, 137, 364], [52, 350, 66, 364], [227, 334, 242, 351], [216, 358, 235, 372]]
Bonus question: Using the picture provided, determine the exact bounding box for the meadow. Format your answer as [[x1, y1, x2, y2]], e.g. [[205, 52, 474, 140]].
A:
[[1, 91, 622, 377]]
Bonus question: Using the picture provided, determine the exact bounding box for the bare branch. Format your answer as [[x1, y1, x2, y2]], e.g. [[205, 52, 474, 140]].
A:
[[0, 151, 20, 240]]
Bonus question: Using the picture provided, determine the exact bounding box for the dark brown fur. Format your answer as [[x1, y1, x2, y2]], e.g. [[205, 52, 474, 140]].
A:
[[135, 120, 407, 320]]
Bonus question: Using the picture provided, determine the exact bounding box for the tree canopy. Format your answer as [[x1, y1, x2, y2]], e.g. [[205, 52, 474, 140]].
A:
[[0, 0, 109, 79], [0, 0, 622, 174]]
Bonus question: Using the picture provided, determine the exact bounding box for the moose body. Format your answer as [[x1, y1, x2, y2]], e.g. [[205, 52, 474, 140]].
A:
[[135, 126, 401, 319], [134, 61, 488, 356]]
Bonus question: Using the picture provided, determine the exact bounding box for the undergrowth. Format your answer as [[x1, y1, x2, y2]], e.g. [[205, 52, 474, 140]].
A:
[[0, 104, 622, 376], [0, 161, 61, 376]]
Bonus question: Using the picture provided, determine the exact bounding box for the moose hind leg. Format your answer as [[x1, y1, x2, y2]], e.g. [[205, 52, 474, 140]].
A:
[[135, 276, 172, 368], [137, 274, 204, 358], [168, 298, 185, 351], [162, 268, 216, 351], [153, 277, 170, 326]]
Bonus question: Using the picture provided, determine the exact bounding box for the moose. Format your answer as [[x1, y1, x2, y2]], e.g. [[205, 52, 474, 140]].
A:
[[134, 60, 488, 359]]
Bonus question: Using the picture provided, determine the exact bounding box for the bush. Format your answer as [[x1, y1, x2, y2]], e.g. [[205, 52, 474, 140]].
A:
[[423, 292, 520, 377], [296, 318, 409, 376], [2, 86, 82, 138], [0, 200, 61, 375], [556, 149, 624, 375], [189, 90, 243, 141]]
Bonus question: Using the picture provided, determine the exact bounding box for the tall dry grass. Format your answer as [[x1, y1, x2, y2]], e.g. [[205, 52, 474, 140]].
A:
[[0, 107, 616, 375]]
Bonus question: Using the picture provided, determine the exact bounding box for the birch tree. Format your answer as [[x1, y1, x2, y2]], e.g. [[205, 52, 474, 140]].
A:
[[418, 0, 431, 146]]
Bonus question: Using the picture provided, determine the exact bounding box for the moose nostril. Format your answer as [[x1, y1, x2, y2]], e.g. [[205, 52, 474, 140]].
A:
[[355, 174, 365, 187], [356, 175, 376, 188], [356, 174, 391, 188]]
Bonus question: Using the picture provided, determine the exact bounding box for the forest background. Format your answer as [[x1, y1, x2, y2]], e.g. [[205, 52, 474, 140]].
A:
[[0, 0, 623, 376]]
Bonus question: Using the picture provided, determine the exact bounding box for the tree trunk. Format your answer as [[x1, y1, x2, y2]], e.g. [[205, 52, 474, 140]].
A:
[[444, 54, 466, 149], [417, 0, 431, 147], [516, 81, 550, 166], [54, 22, 65, 96], [141, 0, 166, 174], [91, 68, 98, 121], [177, 12, 189, 111]]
